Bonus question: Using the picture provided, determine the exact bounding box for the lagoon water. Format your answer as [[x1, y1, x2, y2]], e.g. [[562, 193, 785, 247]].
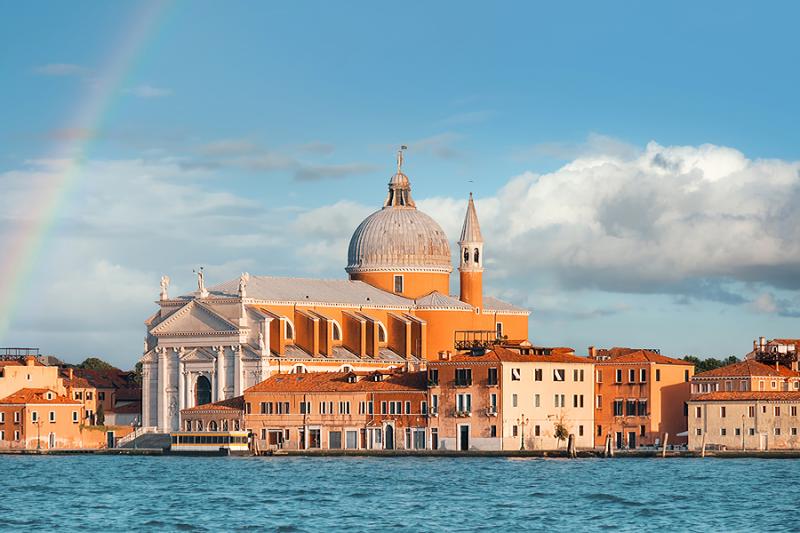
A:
[[0, 455, 793, 532]]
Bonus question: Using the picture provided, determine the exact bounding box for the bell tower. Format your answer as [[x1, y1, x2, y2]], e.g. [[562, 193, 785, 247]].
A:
[[458, 192, 483, 309]]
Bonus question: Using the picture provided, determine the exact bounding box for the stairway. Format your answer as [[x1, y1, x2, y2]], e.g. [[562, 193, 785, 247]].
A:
[[119, 432, 172, 450]]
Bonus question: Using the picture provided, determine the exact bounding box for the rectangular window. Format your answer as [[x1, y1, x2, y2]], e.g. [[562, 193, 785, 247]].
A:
[[625, 399, 636, 416], [775, 406, 781, 416], [696, 428, 702, 436], [554, 394, 565, 408], [431, 395, 438, 412], [596, 395, 602, 409], [534, 425, 541, 437], [748, 405, 755, 417], [615, 369, 623, 383], [489, 394, 497, 410], [512, 425, 518, 437], [511, 368, 521, 381], [260, 402, 267, 414], [596, 370, 603, 383], [487, 368, 498, 386], [455, 368, 473, 387], [553, 369, 565, 382], [393, 275, 404, 293], [640, 369, 647, 382], [695, 406, 702, 418], [656, 369, 661, 381], [72, 411, 78, 423], [346, 430, 358, 449], [613, 400, 623, 416], [0, 413, 4, 423], [49, 411, 55, 423], [329, 431, 342, 449], [534, 394, 540, 408], [14, 431, 19, 441], [405, 401, 411, 414], [684, 370, 690, 382], [720, 428, 727, 436], [534, 369, 543, 382], [749, 428, 755, 436], [629, 369, 636, 383], [640, 424, 646, 437], [245, 403, 252, 415], [720, 406, 727, 418], [358, 401, 366, 415], [368, 401, 374, 415], [389, 402, 396, 415], [98, 392, 105, 401], [495, 322, 504, 338], [793, 428, 798, 436], [637, 400, 647, 416], [456, 393, 472, 413], [428, 368, 439, 386], [597, 425, 603, 437], [421, 401, 428, 415], [775, 427, 781, 436], [792, 406, 798, 417], [490, 425, 497, 438], [32, 411, 38, 423], [431, 428, 438, 450], [735, 427, 741, 436], [512, 394, 518, 407], [381, 401, 387, 415]]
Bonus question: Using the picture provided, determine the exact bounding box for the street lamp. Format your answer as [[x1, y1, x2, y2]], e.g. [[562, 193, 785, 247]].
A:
[[741, 414, 746, 451], [516, 414, 529, 450]]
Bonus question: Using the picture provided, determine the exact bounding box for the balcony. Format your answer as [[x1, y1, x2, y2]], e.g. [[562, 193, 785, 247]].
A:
[[454, 410, 472, 418], [485, 407, 498, 417], [454, 330, 505, 351]]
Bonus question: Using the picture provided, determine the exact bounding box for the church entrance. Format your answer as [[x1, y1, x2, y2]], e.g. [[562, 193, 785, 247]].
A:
[[196, 376, 212, 406]]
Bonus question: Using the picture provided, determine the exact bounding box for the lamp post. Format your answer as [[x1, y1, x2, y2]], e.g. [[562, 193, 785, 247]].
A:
[[516, 414, 529, 450], [741, 414, 746, 451]]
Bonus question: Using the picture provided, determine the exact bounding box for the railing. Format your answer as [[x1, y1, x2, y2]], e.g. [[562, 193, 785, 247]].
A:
[[116, 426, 157, 447], [454, 330, 504, 351]]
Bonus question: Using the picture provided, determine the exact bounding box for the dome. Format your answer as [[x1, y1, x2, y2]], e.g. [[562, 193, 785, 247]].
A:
[[346, 150, 452, 274], [346, 207, 453, 273]]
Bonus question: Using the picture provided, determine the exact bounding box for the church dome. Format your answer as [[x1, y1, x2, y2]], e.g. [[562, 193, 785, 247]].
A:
[[346, 152, 452, 274]]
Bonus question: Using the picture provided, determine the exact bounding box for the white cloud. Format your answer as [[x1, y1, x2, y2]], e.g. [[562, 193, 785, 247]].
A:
[[125, 84, 172, 98]]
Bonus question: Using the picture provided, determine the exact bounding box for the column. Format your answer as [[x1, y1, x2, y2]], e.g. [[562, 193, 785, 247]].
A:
[[141, 363, 150, 427], [178, 361, 185, 412], [234, 346, 242, 396], [216, 346, 225, 401], [157, 348, 166, 431]]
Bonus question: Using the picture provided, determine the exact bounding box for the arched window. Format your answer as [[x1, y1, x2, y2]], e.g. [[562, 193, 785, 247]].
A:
[[285, 319, 295, 340], [463, 248, 470, 263], [195, 420, 204, 431], [185, 420, 192, 431], [474, 248, 480, 264], [223, 420, 229, 431], [377, 322, 387, 343], [332, 321, 342, 341], [209, 420, 218, 432], [196, 375, 212, 406]]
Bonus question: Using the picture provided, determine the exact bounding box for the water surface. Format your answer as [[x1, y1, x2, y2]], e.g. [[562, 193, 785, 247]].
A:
[[0, 455, 791, 531]]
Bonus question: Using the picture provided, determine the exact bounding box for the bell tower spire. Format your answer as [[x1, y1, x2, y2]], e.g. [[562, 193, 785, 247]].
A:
[[458, 192, 483, 309]]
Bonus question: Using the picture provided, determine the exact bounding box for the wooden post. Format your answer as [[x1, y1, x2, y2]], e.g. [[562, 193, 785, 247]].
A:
[[567, 433, 576, 458], [661, 432, 669, 458], [604, 434, 614, 457], [701, 433, 706, 458]]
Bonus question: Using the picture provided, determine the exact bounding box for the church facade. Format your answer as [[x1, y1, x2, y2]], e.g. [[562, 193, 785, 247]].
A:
[[141, 151, 530, 432]]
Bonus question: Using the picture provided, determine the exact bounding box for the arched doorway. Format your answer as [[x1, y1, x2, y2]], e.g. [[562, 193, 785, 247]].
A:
[[384, 425, 394, 450], [196, 375, 212, 406], [48, 433, 56, 449]]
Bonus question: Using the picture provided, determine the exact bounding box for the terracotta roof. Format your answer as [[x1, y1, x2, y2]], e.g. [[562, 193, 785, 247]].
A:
[[74, 368, 134, 389], [693, 360, 800, 379], [594, 349, 692, 366], [246, 371, 427, 394], [182, 395, 244, 413], [110, 402, 142, 414], [115, 387, 142, 402], [436, 346, 592, 365], [0, 388, 81, 405], [692, 391, 800, 402], [0, 361, 23, 368]]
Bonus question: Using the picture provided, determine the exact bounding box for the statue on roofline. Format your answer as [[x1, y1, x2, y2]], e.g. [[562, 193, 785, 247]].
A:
[[160, 275, 170, 300]]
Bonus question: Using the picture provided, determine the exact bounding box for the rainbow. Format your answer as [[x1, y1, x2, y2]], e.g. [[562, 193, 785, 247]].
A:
[[0, 0, 172, 344]]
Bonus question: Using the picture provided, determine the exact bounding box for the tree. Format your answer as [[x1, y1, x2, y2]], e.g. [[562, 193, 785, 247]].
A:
[[132, 362, 143, 386], [553, 413, 570, 448], [78, 357, 117, 372], [682, 355, 739, 374], [96, 402, 105, 426]]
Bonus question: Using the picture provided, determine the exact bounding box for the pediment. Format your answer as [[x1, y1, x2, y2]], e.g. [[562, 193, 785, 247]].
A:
[[150, 301, 239, 336], [179, 347, 217, 362]]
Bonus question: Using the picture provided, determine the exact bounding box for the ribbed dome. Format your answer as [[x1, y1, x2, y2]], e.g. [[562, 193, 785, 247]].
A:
[[346, 207, 453, 273], [346, 150, 452, 273]]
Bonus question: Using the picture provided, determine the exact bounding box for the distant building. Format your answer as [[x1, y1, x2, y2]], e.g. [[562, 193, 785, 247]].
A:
[[0, 388, 83, 449], [591, 347, 694, 449], [688, 391, 800, 450], [428, 347, 594, 451], [691, 359, 800, 394], [142, 152, 529, 432]]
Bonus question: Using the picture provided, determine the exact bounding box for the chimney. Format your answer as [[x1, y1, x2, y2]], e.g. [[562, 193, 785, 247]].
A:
[[68, 368, 74, 380], [753, 340, 758, 351], [25, 356, 35, 367], [588, 346, 596, 358], [760, 336, 766, 349]]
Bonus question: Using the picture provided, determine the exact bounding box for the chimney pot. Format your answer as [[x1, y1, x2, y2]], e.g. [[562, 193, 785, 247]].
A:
[[25, 356, 35, 367], [588, 346, 596, 358]]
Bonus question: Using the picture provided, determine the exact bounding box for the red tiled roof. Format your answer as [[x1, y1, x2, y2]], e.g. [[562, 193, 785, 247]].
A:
[[0, 388, 81, 405], [594, 349, 692, 366], [693, 360, 800, 379], [115, 387, 142, 401], [182, 395, 244, 413], [110, 402, 142, 414], [692, 391, 800, 402], [74, 368, 134, 389], [435, 346, 592, 364], [246, 371, 427, 394]]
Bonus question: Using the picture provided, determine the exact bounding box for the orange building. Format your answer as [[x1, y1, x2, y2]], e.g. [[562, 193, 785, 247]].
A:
[[0, 388, 83, 449], [241, 370, 428, 451], [591, 347, 694, 448], [143, 150, 530, 432], [691, 359, 800, 394]]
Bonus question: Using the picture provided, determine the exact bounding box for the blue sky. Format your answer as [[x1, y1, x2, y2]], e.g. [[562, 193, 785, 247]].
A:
[[2, 1, 800, 367]]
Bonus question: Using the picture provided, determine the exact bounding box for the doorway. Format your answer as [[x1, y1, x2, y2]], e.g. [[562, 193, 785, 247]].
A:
[[459, 425, 469, 451], [384, 425, 394, 450], [48, 433, 56, 449], [627, 431, 636, 449], [196, 375, 212, 406]]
